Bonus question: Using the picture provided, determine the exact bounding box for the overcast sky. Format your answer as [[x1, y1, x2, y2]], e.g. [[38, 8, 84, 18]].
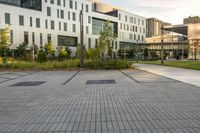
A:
[[102, 0, 200, 24]]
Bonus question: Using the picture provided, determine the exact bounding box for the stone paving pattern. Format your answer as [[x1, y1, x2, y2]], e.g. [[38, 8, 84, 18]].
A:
[[0, 70, 200, 132]]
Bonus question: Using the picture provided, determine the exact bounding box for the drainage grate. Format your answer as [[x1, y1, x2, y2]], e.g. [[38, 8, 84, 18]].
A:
[[11, 81, 46, 87], [86, 80, 116, 85]]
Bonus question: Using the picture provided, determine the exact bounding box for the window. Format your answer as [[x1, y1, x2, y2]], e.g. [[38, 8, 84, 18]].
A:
[[59, 22, 61, 31], [86, 26, 89, 34], [58, 36, 77, 46], [64, 23, 67, 31], [47, 34, 51, 43], [19, 15, 24, 26], [32, 32, 35, 44], [88, 38, 91, 48], [70, 0, 73, 9], [5, 13, 10, 24], [45, 19, 48, 29], [82, 3, 84, 11], [86, 5, 89, 12], [72, 12, 76, 21], [72, 24, 76, 32], [60, 10, 64, 19], [30, 17, 32, 27], [68, 12, 70, 20], [10, 30, 13, 44], [51, 0, 54, 4], [119, 14, 121, 20], [115, 41, 118, 49], [125, 16, 127, 22], [51, 20, 55, 30], [57, 0, 61, 5], [75, 1, 77, 10], [36, 18, 40, 28], [47, 7, 51, 16], [63, 0, 66, 7], [88, 16, 91, 24], [24, 32, 28, 44], [95, 39, 98, 48], [40, 33, 43, 46], [57, 9, 59, 18]]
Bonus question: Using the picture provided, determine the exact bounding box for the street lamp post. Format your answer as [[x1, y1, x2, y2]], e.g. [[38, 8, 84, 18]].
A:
[[161, 25, 164, 64], [80, 10, 84, 68]]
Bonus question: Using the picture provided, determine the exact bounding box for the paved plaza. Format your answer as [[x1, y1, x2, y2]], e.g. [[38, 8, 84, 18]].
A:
[[0, 70, 200, 132]]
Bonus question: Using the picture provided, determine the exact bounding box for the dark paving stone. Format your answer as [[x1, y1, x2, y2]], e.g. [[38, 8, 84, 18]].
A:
[[86, 80, 116, 85], [10, 81, 46, 87]]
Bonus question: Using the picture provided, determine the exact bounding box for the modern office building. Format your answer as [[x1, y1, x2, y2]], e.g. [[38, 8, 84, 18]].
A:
[[0, 0, 146, 56], [146, 18, 171, 38], [184, 16, 200, 24]]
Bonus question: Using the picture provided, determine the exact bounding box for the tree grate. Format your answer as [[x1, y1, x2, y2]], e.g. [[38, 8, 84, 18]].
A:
[[11, 81, 46, 87], [86, 80, 116, 85]]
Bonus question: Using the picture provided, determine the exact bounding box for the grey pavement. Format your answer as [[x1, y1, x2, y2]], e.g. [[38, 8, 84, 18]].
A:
[[0, 70, 200, 132], [134, 63, 200, 88]]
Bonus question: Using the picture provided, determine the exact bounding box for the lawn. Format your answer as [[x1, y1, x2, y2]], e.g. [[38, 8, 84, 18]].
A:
[[141, 60, 200, 70]]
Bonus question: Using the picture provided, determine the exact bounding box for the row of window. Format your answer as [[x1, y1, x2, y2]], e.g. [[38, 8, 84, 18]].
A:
[[120, 23, 145, 34], [45, 0, 89, 12], [118, 13, 145, 26], [119, 32, 144, 41]]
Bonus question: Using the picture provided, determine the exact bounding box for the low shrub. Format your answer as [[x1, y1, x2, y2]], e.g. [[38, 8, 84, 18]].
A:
[[85, 60, 132, 70]]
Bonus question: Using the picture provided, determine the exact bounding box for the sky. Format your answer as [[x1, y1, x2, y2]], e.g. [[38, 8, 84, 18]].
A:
[[101, 0, 200, 24]]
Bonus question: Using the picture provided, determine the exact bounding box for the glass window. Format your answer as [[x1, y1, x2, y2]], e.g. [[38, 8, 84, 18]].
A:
[[72, 12, 76, 21], [75, 1, 77, 10], [10, 30, 13, 44], [47, 7, 51, 16], [68, 12, 70, 20], [86, 5, 89, 12], [60, 10, 64, 19], [72, 24, 76, 32], [86, 26, 89, 34], [5, 13, 10, 24], [45, 19, 48, 29], [63, 0, 66, 7], [24, 31, 29, 44], [57, 9, 59, 18], [69, 0, 73, 9], [30, 17, 32, 27], [88, 38, 91, 48], [36, 18, 40, 28], [57, 0, 61, 5], [19, 15, 24, 26], [88, 16, 91, 24], [32, 32, 35, 44], [47, 34, 51, 43], [40, 33, 43, 46], [59, 22, 61, 31], [58, 35, 77, 46], [51, 0, 54, 4], [51, 20, 55, 30], [64, 23, 67, 31]]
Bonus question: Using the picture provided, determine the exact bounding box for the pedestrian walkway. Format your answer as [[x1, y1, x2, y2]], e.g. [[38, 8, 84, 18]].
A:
[[134, 63, 200, 87]]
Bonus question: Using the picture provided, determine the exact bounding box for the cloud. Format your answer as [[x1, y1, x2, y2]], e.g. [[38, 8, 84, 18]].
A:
[[103, 0, 200, 24]]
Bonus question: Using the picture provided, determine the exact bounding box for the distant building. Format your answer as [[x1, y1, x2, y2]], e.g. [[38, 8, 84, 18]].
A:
[[145, 34, 184, 43], [146, 18, 171, 37], [184, 16, 200, 24]]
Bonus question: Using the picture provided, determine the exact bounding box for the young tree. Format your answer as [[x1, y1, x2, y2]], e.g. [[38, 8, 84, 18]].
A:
[[58, 47, 68, 61], [0, 26, 10, 64], [99, 20, 117, 59], [37, 45, 47, 63], [44, 41, 55, 59], [143, 48, 149, 60], [16, 42, 28, 60], [88, 48, 99, 60]]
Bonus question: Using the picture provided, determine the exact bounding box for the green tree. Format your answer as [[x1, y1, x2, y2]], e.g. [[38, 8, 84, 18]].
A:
[[44, 41, 55, 59], [99, 20, 116, 59], [76, 44, 88, 59], [0, 26, 10, 64], [65, 47, 72, 58], [88, 48, 99, 60], [37, 45, 47, 63], [58, 47, 68, 61], [143, 48, 149, 60], [16, 42, 28, 60]]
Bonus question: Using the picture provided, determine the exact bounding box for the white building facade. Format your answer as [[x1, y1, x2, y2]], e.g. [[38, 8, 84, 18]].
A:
[[0, 0, 146, 56]]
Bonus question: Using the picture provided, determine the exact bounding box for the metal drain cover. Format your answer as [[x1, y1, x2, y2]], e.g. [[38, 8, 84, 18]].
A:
[[11, 81, 46, 87], [86, 80, 116, 85]]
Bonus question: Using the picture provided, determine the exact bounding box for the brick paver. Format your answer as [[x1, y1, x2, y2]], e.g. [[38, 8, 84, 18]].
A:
[[0, 70, 200, 132]]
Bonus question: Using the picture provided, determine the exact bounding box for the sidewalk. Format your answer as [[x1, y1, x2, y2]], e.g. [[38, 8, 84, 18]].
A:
[[134, 63, 200, 87]]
